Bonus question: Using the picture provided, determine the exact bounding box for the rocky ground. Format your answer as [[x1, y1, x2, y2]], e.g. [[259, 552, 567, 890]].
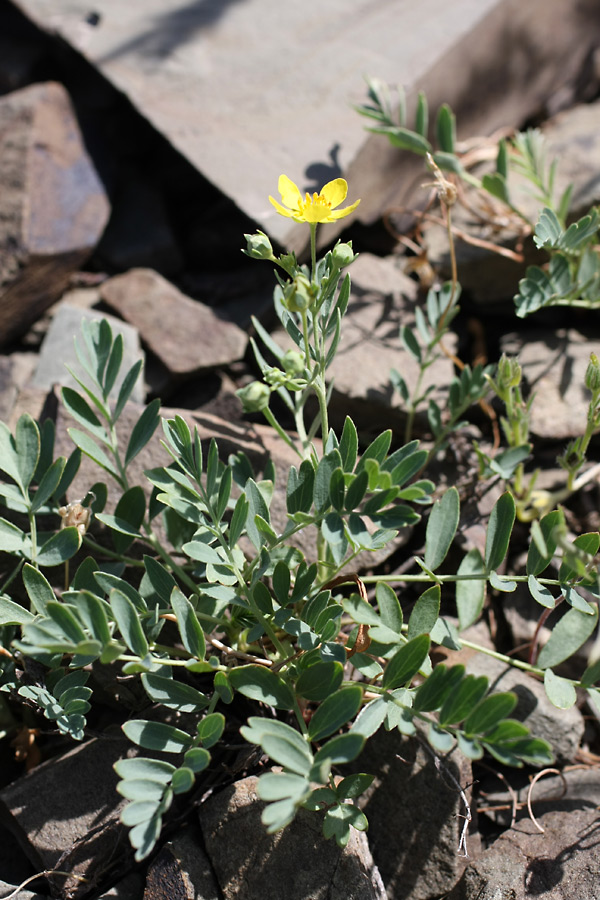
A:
[[1, 2, 600, 899]]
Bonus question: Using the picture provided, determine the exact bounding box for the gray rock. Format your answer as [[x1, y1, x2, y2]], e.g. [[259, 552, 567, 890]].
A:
[[100, 269, 247, 376], [97, 872, 145, 900], [0, 81, 110, 347], [348, 730, 477, 900], [31, 304, 145, 404], [478, 764, 600, 834], [446, 807, 600, 900], [501, 328, 600, 440], [143, 826, 220, 900], [0, 879, 50, 900], [13, 0, 600, 252], [198, 776, 386, 900], [0, 737, 132, 899], [0, 353, 37, 423]]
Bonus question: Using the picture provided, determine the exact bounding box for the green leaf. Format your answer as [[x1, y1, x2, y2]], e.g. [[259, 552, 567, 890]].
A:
[[424, 487, 459, 571], [314, 451, 341, 513], [376, 582, 402, 634], [184, 747, 211, 772], [343, 471, 369, 511], [342, 593, 381, 626], [68, 428, 120, 480], [258, 773, 310, 805], [456, 549, 485, 629], [463, 692, 517, 736], [485, 492, 516, 572], [527, 509, 563, 575], [73, 591, 111, 645], [196, 712, 225, 749], [0, 595, 35, 626], [401, 325, 421, 363], [286, 460, 315, 515], [339, 417, 358, 471], [356, 430, 392, 472], [527, 574, 555, 609], [229, 493, 249, 545], [351, 697, 387, 738], [141, 673, 208, 713], [125, 399, 161, 467], [415, 90, 428, 137], [61, 387, 109, 444], [114, 360, 143, 422], [313, 732, 365, 766], [436, 103, 456, 153], [0, 517, 28, 553], [544, 668, 577, 709], [382, 635, 430, 689], [537, 605, 598, 669], [45, 601, 87, 643], [296, 661, 344, 701], [408, 585, 440, 638], [413, 664, 465, 713], [16, 414, 40, 493], [482, 172, 509, 204], [36, 527, 82, 566], [22, 563, 55, 615], [229, 665, 295, 710], [439, 675, 488, 727], [308, 685, 363, 742], [123, 719, 193, 753], [30, 457, 66, 514], [381, 125, 431, 155], [336, 773, 374, 801], [110, 589, 149, 657], [245, 479, 271, 550], [170, 588, 206, 659], [262, 733, 313, 777], [0, 422, 25, 492], [111, 486, 146, 553], [114, 757, 176, 783]]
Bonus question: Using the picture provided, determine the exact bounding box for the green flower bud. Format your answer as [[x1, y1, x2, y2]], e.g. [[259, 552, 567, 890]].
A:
[[236, 380, 271, 413], [283, 274, 314, 312], [332, 241, 356, 268], [497, 354, 521, 390], [243, 231, 274, 260], [281, 349, 305, 376], [585, 353, 600, 393]]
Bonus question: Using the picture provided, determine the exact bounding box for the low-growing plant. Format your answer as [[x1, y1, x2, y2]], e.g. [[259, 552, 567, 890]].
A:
[[355, 76, 600, 317], [0, 163, 598, 872]]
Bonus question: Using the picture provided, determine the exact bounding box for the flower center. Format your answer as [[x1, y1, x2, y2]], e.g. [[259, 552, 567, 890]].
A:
[[298, 192, 331, 223]]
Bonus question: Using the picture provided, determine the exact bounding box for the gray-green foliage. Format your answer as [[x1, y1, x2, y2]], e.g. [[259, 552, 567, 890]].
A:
[[0, 221, 598, 865], [356, 78, 600, 318]]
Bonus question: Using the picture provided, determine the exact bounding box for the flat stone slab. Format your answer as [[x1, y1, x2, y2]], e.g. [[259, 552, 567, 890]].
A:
[[100, 268, 248, 376], [13, 0, 600, 251]]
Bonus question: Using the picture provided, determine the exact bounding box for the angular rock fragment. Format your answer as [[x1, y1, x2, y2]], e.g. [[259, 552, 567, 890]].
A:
[[348, 730, 477, 900], [100, 269, 248, 377], [0, 737, 133, 899], [0, 81, 110, 347], [198, 776, 386, 900], [447, 808, 600, 900], [501, 328, 600, 440], [143, 827, 220, 900]]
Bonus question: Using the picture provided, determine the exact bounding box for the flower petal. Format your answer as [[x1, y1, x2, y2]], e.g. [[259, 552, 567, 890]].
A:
[[329, 198, 361, 220], [278, 175, 302, 210], [320, 178, 348, 209], [269, 196, 295, 218]]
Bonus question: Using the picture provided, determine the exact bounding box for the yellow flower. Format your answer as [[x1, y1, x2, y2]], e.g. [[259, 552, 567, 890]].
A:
[[269, 175, 360, 225]]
